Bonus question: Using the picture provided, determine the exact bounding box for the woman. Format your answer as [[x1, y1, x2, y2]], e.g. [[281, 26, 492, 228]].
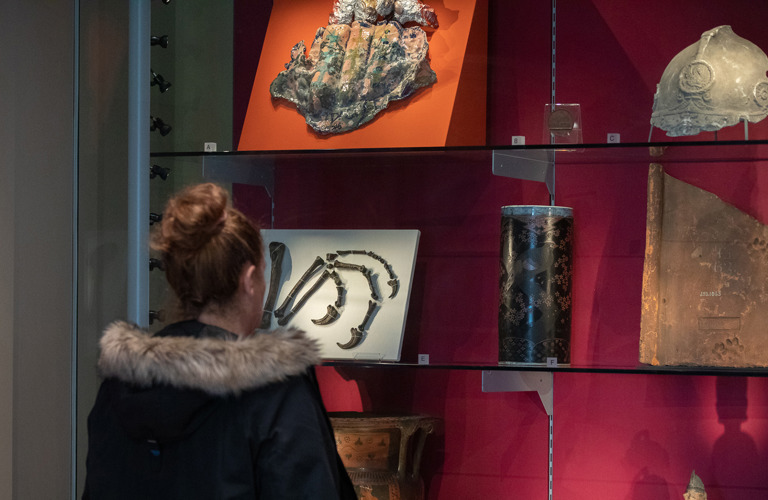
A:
[[83, 183, 355, 499]]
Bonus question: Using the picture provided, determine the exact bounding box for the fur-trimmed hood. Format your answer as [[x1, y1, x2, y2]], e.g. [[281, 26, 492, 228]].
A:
[[98, 320, 321, 396], [85, 321, 357, 499]]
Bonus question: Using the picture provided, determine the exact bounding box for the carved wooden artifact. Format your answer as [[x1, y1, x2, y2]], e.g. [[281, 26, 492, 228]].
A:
[[640, 164, 768, 367]]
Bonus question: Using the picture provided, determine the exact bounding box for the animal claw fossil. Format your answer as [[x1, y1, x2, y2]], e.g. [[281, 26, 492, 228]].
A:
[[332, 261, 379, 300], [337, 249, 399, 300], [330, 270, 344, 308], [277, 268, 330, 326], [274, 256, 324, 320], [337, 328, 364, 349], [261, 242, 287, 329], [312, 305, 341, 326], [387, 279, 399, 299], [336, 300, 377, 350], [266, 245, 400, 351]]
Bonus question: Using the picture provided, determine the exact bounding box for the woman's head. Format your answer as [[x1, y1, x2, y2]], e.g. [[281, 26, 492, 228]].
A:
[[152, 183, 263, 319]]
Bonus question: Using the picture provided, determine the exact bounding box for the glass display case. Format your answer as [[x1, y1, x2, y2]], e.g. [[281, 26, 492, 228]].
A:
[[77, 1, 768, 498]]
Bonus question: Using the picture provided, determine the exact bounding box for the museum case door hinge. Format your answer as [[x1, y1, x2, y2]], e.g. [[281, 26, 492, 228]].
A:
[[492, 149, 556, 204], [481, 370, 553, 416]]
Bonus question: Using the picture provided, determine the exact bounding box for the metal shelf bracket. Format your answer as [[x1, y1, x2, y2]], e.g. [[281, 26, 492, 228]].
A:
[[202, 155, 275, 198], [481, 370, 553, 416], [492, 149, 555, 201], [202, 155, 276, 226]]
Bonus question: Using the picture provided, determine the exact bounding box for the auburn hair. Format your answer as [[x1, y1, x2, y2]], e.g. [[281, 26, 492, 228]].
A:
[[151, 183, 263, 318]]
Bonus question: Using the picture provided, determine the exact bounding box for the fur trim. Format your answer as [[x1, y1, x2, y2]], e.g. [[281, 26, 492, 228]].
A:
[[98, 321, 321, 395]]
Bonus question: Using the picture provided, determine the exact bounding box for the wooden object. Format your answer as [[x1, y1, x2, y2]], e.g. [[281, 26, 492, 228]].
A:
[[640, 164, 768, 367]]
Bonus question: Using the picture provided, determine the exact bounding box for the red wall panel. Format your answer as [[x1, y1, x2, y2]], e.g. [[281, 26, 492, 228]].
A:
[[232, 0, 768, 497]]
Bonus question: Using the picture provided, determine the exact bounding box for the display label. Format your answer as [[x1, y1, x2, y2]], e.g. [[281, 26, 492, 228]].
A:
[[546, 357, 558, 368]]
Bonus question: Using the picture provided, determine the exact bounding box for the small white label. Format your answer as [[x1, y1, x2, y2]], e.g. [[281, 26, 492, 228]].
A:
[[511, 135, 526, 146], [204, 142, 217, 152], [607, 133, 620, 144], [546, 357, 558, 368], [418, 354, 430, 365]]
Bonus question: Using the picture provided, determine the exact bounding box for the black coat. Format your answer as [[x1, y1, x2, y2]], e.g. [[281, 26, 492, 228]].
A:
[[83, 320, 356, 499]]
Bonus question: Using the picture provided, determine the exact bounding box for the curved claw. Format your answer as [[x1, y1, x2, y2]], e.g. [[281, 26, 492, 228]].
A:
[[337, 328, 364, 349], [387, 279, 399, 299], [312, 305, 340, 325], [336, 300, 376, 349]]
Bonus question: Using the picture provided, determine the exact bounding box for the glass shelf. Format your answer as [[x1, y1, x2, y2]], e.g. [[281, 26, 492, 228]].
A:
[[322, 360, 768, 377], [150, 140, 768, 166]]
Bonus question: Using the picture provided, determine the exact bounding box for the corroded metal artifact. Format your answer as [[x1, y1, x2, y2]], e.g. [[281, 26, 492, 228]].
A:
[[329, 0, 438, 28], [270, 20, 437, 134], [640, 164, 768, 367], [683, 471, 707, 500], [651, 26, 768, 137]]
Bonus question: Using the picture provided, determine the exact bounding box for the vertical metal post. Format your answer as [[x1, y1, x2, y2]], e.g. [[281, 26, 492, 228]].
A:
[[549, 3, 557, 496], [549, 0, 557, 205], [551, 0, 556, 108], [549, 413, 554, 500], [71, 2, 80, 497], [127, 0, 150, 327]]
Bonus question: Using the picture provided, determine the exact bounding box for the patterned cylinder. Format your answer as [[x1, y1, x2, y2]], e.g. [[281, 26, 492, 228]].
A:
[[499, 205, 573, 366]]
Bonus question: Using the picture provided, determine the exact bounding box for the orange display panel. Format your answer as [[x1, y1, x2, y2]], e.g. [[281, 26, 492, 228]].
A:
[[238, 0, 486, 151]]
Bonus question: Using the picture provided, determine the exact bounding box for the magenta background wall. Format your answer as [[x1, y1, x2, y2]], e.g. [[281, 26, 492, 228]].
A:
[[232, 1, 768, 498]]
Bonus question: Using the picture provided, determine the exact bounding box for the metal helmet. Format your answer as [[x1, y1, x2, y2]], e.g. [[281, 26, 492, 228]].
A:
[[651, 26, 768, 137]]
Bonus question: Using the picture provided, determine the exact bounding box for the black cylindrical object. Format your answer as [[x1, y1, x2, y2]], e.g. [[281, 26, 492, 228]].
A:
[[499, 205, 573, 366]]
